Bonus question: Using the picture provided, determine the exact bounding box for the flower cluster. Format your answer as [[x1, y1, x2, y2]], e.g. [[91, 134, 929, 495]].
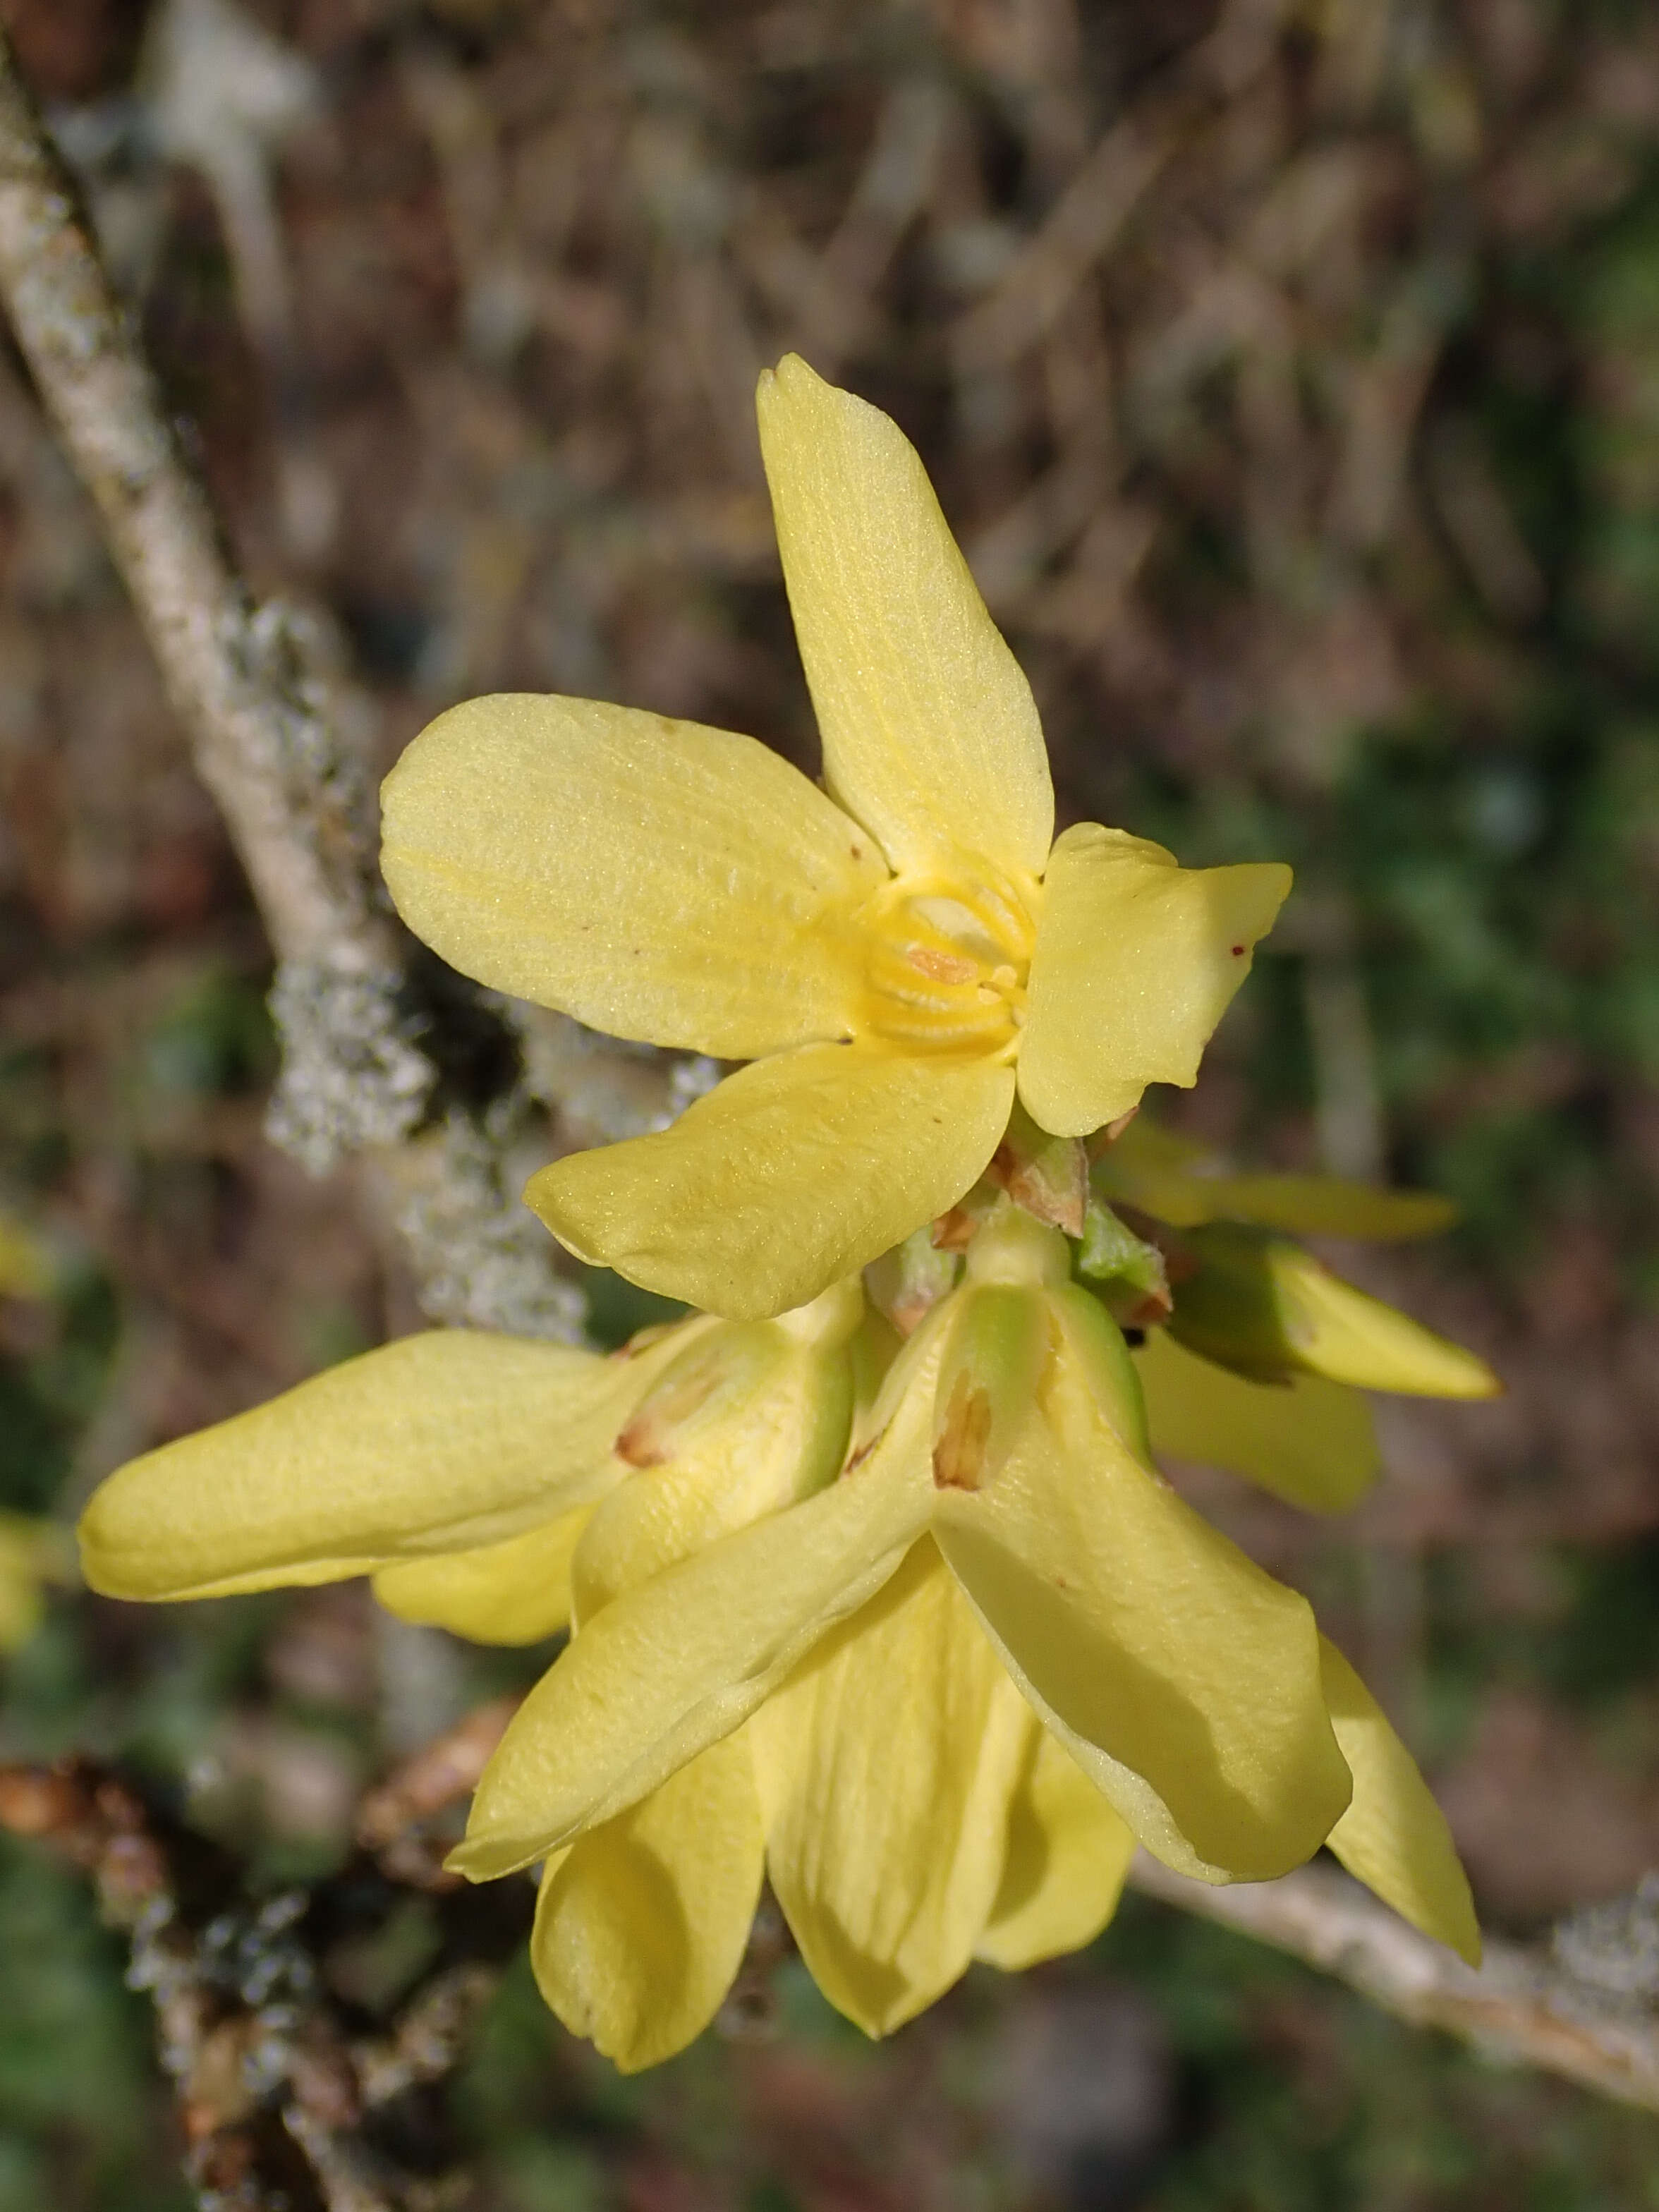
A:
[[80, 358, 1496, 2072]]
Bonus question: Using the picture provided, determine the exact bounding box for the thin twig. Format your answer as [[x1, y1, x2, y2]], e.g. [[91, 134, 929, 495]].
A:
[[1128, 1854, 1659, 2115], [0, 1757, 532, 2211]]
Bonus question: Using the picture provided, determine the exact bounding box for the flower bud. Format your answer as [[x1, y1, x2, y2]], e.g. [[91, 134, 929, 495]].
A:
[[574, 1279, 863, 1620], [1075, 1191, 1172, 1326], [1167, 1225, 1499, 1399]]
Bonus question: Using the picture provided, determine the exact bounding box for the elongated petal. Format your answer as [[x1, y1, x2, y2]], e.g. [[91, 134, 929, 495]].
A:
[[529, 1045, 1015, 1320], [80, 1332, 655, 1602], [372, 1506, 590, 1645], [1096, 1156, 1457, 1241], [573, 1319, 854, 1624], [750, 1539, 1028, 2036], [0, 1516, 48, 1653], [1268, 1249, 1500, 1399], [976, 1723, 1136, 1970], [1020, 825, 1291, 1138], [382, 693, 884, 1057], [756, 355, 1052, 880], [1166, 1227, 1500, 1401], [532, 1731, 764, 2072], [1135, 1328, 1379, 1514], [932, 1359, 1351, 1882], [1320, 1639, 1480, 1965], [451, 1357, 940, 1878]]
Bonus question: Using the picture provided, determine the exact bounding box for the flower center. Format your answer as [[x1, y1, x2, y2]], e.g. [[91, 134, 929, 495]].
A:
[[856, 854, 1039, 1058]]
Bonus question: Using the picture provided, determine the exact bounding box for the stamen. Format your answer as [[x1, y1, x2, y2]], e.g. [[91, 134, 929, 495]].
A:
[[856, 853, 1039, 1058]]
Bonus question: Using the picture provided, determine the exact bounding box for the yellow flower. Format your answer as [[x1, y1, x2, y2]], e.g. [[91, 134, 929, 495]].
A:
[[0, 1211, 52, 1301], [380, 356, 1290, 1321], [0, 1514, 72, 1653], [75, 1203, 1478, 2070], [453, 1203, 1478, 2055], [1082, 1117, 1500, 1514]]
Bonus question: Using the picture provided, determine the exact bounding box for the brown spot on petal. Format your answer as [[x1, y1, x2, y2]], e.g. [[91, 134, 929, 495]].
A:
[[932, 1207, 977, 1252], [933, 1371, 992, 1491]]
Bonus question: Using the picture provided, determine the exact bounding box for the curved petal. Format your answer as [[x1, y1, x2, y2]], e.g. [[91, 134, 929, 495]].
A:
[[932, 1354, 1351, 1883], [1268, 1250, 1500, 1399], [382, 693, 884, 1057], [529, 1045, 1015, 1320], [976, 1722, 1136, 1971], [1134, 1328, 1379, 1514], [572, 1323, 854, 1625], [1320, 1639, 1480, 1965], [1096, 1153, 1457, 1242], [750, 1538, 1028, 2036], [79, 1332, 657, 1603], [371, 1505, 591, 1646], [450, 1354, 940, 1880], [531, 1731, 764, 2072], [1165, 1228, 1500, 1400], [756, 355, 1053, 880], [1019, 825, 1291, 1138]]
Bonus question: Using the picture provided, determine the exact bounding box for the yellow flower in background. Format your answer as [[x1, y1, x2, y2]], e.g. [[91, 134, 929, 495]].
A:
[[0, 1514, 70, 1653], [1081, 1117, 1500, 1515], [381, 356, 1290, 1321], [0, 1210, 52, 1301]]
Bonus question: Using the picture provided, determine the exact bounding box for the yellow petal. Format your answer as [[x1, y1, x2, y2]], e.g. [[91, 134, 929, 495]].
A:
[[750, 1538, 1028, 2036], [382, 693, 884, 1057], [1170, 1230, 1501, 1400], [451, 1358, 939, 1879], [79, 1330, 657, 1601], [976, 1722, 1136, 1970], [932, 1348, 1351, 1883], [1019, 825, 1292, 1138], [1134, 1327, 1379, 1514], [756, 355, 1053, 880], [371, 1505, 590, 1645], [532, 1731, 764, 2072], [1320, 1638, 1480, 1965], [1095, 1148, 1457, 1242], [529, 1045, 1015, 1320], [0, 1215, 51, 1299], [0, 1516, 49, 1653], [573, 1310, 856, 1624]]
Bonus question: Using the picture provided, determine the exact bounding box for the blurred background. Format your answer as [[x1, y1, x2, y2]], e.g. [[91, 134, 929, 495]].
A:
[[5, 0, 1659, 2203]]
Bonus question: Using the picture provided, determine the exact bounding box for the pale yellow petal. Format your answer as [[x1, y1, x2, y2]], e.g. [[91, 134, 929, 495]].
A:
[[382, 693, 884, 1057], [529, 1045, 1015, 1320], [976, 1721, 1136, 1970], [932, 1353, 1351, 1883], [1095, 1153, 1457, 1242], [79, 1331, 657, 1602], [532, 1731, 764, 2072], [1169, 1230, 1501, 1400], [750, 1538, 1028, 2036], [0, 1215, 51, 1299], [371, 1505, 590, 1645], [1134, 1327, 1379, 1514], [451, 1359, 939, 1879], [572, 1308, 856, 1624], [0, 1517, 49, 1653], [1320, 1638, 1480, 1965], [756, 354, 1053, 879], [1019, 825, 1292, 1138]]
